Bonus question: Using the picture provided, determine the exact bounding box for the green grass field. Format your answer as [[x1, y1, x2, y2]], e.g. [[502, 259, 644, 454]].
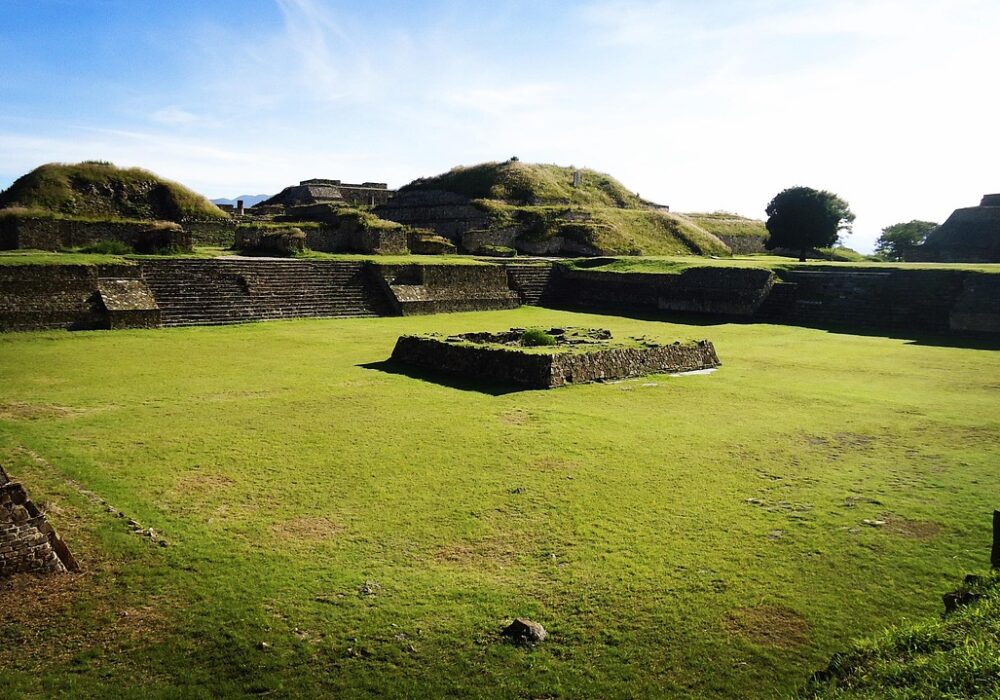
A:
[[1, 309, 998, 698]]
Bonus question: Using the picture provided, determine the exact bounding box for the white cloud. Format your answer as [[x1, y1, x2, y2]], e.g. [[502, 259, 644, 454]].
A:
[[151, 107, 202, 127]]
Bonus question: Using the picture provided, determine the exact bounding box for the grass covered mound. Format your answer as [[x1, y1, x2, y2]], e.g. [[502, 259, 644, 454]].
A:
[[397, 160, 731, 256], [683, 212, 768, 240], [804, 572, 1000, 698], [401, 160, 645, 208], [0, 161, 226, 222]]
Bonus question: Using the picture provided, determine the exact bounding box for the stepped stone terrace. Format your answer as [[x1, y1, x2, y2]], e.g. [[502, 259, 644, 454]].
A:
[[390, 327, 721, 389]]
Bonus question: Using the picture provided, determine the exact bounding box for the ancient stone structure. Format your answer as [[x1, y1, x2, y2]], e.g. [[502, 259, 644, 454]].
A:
[[257, 179, 395, 211], [0, 466, 79, 578], [390, 328, 721, 389], [376, 265, 520, 315], [556, 265, 776, 316], [0, 215, 192, 253], [376, 190, 491, 241], [139, 259, 391, 325], [0, 263, 158, 331], [919, 195, 1000, 262], [3, 258, 1000, 335]]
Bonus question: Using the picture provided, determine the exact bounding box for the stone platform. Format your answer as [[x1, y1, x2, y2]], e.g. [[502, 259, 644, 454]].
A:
[[390, 327, 720, 389]]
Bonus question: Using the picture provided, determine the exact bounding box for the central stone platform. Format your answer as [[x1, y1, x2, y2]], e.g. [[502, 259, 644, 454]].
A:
[[389, 327, 721, 389]]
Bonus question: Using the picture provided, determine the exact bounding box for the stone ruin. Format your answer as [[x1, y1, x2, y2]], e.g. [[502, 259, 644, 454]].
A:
[[0, 466, 78, 578], [920, 194, 1000, 263], [390, 327, 720, 389]]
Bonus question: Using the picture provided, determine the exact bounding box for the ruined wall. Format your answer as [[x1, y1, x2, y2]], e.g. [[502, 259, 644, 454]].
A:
[[0, 263, 151, 331], [758, 268, 967, 333], [555, 267, 776, 316], [183, 219, 238, 247], [376, 264, 521, 315], [716, 235, 767, 255], [376, 191, 490, 240], [0, 216, 192, 252], [304, 221, 408, 255], [0, 467, 78, 578], [548, 264, 1000, 335], [390, 336, 720, 389]]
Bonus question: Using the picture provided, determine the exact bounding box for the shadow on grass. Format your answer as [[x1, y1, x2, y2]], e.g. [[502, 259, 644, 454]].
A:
[[358, 360, 530, 396]]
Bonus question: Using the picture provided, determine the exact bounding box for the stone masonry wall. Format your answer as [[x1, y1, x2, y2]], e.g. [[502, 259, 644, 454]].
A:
[[555, 266, 776, 316], [390, 335, 720, 389], [0, 263, 146, 331], [0, 466, 78, 578], [0, 216, 192, 252]]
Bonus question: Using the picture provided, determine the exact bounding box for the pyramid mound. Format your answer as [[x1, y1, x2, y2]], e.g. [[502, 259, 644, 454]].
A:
[[921, 194, 1000, 262], [399, 160, 648, 208], [379, 160, 730, 256], [0, 162, 226, 221]]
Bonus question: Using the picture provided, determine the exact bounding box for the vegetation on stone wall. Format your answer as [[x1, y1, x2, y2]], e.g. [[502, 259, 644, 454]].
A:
[[0, 162, 227, 222], [396, 160, 731, 256]]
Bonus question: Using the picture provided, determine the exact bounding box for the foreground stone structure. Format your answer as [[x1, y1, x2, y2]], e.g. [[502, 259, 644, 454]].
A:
[[390, 328, 721, 388], [0, 467, 78, 578]]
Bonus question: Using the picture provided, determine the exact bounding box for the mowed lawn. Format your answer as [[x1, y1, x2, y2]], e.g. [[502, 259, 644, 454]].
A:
[[0, 308, 997, 699]]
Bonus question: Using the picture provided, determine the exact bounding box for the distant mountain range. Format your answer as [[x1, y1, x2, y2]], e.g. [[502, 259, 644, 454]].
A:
[[211, 194, 271, 208]]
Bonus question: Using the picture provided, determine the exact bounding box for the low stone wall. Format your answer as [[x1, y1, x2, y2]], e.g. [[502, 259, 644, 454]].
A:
[[377, 264, 521, 315], [303, 222, 409, 255], [716, 235, 767, 255], [390, 334, 720, 389], [0, 216, 192, 252], [555, 266, 776, 316], [0, 467, 79, 578], [183, 219, 238, 247], [0, 263, 151, 331]]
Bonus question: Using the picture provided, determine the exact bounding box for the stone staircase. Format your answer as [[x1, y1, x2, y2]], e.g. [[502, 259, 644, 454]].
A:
[[139, 259, 392, 327], [505, 263, 556, 306]]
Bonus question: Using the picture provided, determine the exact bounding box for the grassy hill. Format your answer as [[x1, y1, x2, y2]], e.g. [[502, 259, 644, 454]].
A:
[[401, 160, 645, 208], [397, 160, 731, 256], [0, 161, 226, 221], [683, 212, 768, 240]]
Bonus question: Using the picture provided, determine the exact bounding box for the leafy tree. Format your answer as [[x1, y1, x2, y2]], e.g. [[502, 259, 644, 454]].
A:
[[764, 186, 855, 262], [873, 220, 937, 261]]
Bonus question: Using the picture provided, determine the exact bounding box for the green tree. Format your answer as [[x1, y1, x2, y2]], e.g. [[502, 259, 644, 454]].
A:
[[765, 186, 855, 262], [873, 220, 937, 261]]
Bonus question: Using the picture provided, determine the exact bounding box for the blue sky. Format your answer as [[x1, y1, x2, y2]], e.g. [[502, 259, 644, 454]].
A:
[[2, 0, 998, 252]]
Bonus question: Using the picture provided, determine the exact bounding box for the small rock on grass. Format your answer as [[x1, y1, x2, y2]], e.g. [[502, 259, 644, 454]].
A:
[[501, 618, 547, 646]]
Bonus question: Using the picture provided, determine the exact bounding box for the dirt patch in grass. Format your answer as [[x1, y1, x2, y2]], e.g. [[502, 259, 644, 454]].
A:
[[883, 515, 943, 540], [530, 456, 579, 472], [723, 605, 811, 649], [499, 409, 534, 426], [173, 472, 237, 494], [270, 517, 342, 542], [0, 568, 171, 673], [0, 402, 83, 421]]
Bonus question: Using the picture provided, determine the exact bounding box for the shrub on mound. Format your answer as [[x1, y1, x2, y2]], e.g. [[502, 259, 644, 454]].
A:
[[522, 328, 557, 346]]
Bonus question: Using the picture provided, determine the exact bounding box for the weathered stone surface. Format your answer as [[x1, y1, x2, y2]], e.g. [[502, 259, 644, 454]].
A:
[[501, 618, 548, 646], [0, 215, 191, 253], [390, 328, 720, 389], [377, 265, 520, 315], [0, 466, 79, 578]]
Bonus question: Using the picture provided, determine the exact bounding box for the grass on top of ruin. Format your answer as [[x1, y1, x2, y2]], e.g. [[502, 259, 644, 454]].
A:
[[565, 254, 1000, 275], [0, 308, 997, 698]]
